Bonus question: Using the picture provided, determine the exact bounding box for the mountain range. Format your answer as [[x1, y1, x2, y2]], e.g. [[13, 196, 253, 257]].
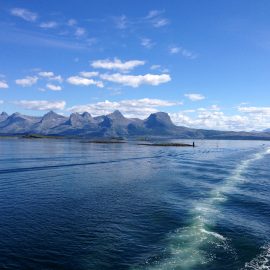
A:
[[0, 110, 270, 140]]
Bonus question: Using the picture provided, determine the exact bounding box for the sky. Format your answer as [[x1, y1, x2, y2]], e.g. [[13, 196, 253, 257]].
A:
[[0, 0, 270, 131]]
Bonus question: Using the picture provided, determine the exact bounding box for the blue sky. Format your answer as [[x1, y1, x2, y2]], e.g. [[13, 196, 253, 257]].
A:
[[0, 0, 270, 130]]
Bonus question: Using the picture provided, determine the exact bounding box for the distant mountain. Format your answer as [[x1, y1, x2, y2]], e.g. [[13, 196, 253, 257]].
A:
[[264, 128, 270, 132], [31, 111, 67, 134], [1, 110, 270, 140], [0, 112, 41, 134], [0, 112, 8, 122]]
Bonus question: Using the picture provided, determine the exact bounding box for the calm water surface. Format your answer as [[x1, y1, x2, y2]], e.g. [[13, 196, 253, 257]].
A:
[[0, 139, 269, 270]]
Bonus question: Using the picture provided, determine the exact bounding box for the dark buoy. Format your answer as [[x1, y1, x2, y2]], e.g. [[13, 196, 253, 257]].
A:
[[193, 142, 195, 147]]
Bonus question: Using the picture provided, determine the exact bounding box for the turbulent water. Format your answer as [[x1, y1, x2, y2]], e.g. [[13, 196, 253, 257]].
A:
[[0, 139, 269, 270]]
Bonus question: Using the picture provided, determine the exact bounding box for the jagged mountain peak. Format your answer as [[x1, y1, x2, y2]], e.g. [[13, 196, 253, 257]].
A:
[[0, 110, 270, 140], [108, 110, 125, 119], [145, 112, 174, 128], [69, 112, 80, 118], [0, 112, 9, 122], [82, 112, 92, 118], [66, 112, 94, 127], [43, 111, 64, 119], [0, 112, 8, 116], [8, 112, 29, 120]]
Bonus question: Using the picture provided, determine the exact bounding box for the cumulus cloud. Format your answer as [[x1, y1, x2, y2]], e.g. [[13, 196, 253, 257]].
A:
[[141, 38, 155, 49], [238, 106, 270, 115], [10, 8, 37, 22], [46, 83, 62, 91], [0, 81, 8, 89], [75, 27, 86, 37], [185, 93, 205, 101], [150, 65, 161, 70], [15, 76, 38, 87], [15, 100, 66, 110], [100, 73, 171, 88], [79, 71, 99, 78], [170, 47, 180, 54], [67, 76, 104, 88], [170, 109, 247, 131], [69, 98, 179, 118], [170, 105, 270, 131], [38, 71, 54, 78], [49, 75, 63, 83], [91, 58, 145, 72], [38, 72, 63, 83], [169, 46, 197, 59], [40, 21, 58, 29], [210, 105, 220, 111]]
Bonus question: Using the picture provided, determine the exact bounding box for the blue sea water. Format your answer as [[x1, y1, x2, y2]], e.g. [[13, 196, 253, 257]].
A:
[[0, 138, 269, 270]]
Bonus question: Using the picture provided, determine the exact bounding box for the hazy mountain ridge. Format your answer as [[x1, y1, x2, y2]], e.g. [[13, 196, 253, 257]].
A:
[[1, 110, 270, 140]]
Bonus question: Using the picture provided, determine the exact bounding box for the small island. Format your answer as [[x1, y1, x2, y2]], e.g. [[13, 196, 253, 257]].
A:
[[84, 140, 126, 144], [138, 142, 194, 147]]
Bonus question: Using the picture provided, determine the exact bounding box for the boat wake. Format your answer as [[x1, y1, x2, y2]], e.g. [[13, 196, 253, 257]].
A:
[[137, 147, 270, 270], [242, 245, 270, 270]]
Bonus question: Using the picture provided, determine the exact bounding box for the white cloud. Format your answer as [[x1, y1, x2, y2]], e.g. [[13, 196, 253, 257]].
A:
[[91, 58, 145, 72], [0, 81, 8, 89], [150, 65, 161, 70], [38, 71, 54, 78], [67, 19, 77, 26], [79, 71, 99, 78], [113, 15, 128, 29], [15, 100, 66, 110], [170, 47, 180, 54], [67, 76, 104, 88], [38, 72, 63, 83], [10, 8, 37, 22], [185, 93, 205, 101], [46, 83, 62, 91], [15, 76, 38, 87], [210, 105, 220, 111], [100, 73, 171, 88], [40, 21, 58, 29], [170, 110, 248, 131], [169, 46, 197, 59], [145, 10, 163, 19], [141, 38, 155, 49], [49, 75, 63, 83], [153, 18, 169, 28], [69, 98, 179, 118], [170, 105, 270, 131], [238, 106, 270, 115], [75, 27, 86, 37], [144, 10, 169, 28]]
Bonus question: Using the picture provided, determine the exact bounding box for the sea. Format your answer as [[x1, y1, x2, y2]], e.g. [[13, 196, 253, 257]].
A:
[[0, 138, 269, 270]]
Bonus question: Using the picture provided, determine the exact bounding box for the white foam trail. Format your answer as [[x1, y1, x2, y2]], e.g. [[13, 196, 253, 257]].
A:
[[199, 228, 226, 241], [139, 147, 270, 270], [242, 245, 270, 270]]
